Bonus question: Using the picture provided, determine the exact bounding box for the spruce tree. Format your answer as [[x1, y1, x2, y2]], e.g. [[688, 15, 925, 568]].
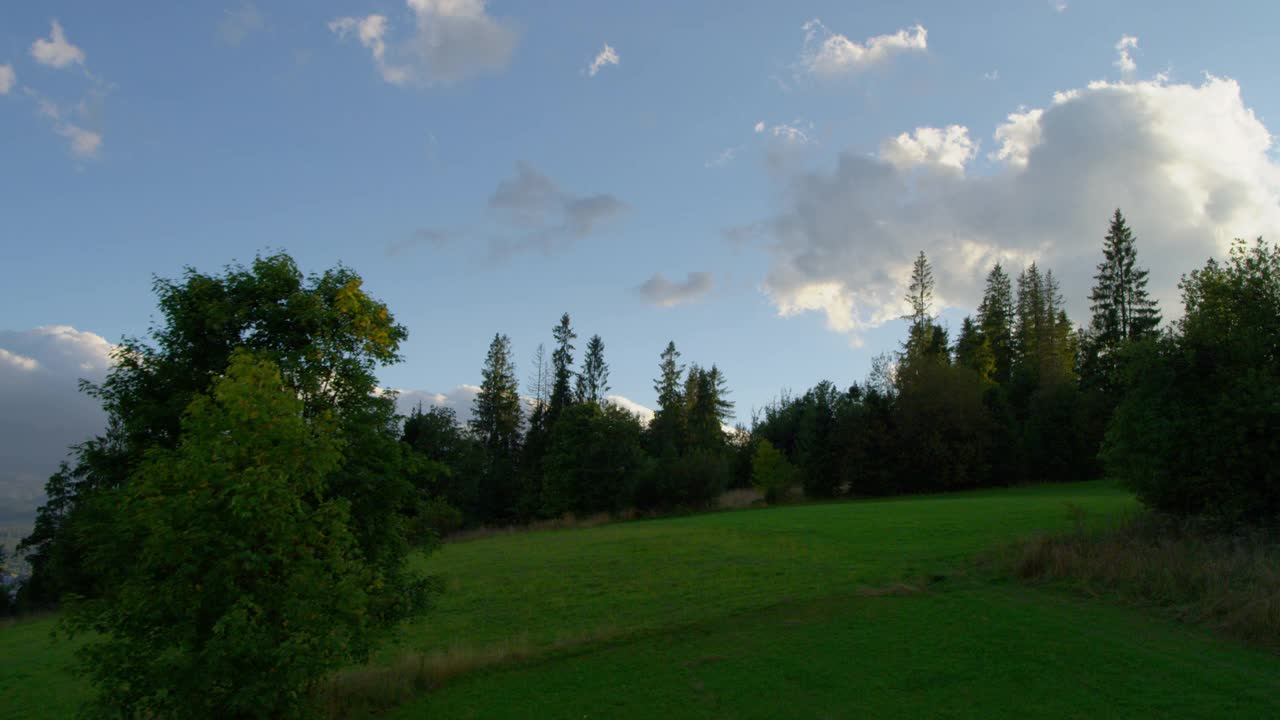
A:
[[470, 334, 523, 518], [547, 313, 577, 425], [1089, 209, 1161, 346], [901, 251, 937, 361], [977, 263, 1015, 384], [648, 341, 686, 455], [576, 334, 611, 404], [470, 333, 523, 453], [954, 316, 995, 382]]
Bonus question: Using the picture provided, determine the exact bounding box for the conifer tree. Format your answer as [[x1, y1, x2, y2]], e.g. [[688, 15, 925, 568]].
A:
[[977, 263, 1015, 383], [648, 341, 686, 455], [575, 334, 611, 404], [547, 313, 577, 425], [1083, 209, 1162, 391], [1089, 209, 1161, 345], [954, 316, 995, 382], [470, 334, 523, 518], [470, 333, 523, 453], [901, 251, 937, 360]]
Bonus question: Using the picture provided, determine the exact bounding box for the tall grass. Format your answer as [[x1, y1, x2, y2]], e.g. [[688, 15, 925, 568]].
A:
[[999, 512, 1280, 649]]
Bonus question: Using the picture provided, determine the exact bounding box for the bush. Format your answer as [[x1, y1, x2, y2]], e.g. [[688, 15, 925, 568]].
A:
[[411, 497, 465, 540], [751, 439, 797, 505], [1104, 239, 1280, 525]]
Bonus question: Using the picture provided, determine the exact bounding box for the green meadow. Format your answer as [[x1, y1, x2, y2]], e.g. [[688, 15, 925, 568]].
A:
[[5, 480, 1279, 719]]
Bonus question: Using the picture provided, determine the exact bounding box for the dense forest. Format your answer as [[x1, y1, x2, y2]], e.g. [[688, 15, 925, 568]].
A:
[[4, 209, 1278, 716]]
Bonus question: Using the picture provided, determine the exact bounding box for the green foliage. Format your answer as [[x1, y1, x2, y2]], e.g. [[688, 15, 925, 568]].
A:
[[63, 352, 425, 719], [1083, 209, 1162, 390], [575, 334, 611, 404], [20, 253, 418, 612], [978, 263, 1016, 384], [542, 402, 647, 516], [410, 497, 465, 540], [1104, 239, 1280, 524], [647, 341, 686, 457], [470, 333, 523, 520], [547, 313, 578, 426], [751, 439, 797, 504]]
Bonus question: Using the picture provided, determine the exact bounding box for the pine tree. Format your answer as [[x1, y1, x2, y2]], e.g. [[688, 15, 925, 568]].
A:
[[901, 251, 937, 360], [1089, 209, 1161, 346], [527, 343, 549, 418], [977, 263, 1015, 384], [547, 313, 577, 425], [1015, 263, 1045, 366], [470, 334, 523, 452], [954, 316, 995, 382], [471, 334, 523, 518], [575, 334, 611, 404], [648, 341, 686, 455]]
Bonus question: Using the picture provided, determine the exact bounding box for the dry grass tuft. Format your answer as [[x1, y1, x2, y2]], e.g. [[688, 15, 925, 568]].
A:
[[717, 487, 764, 510], [998, 512, 1280, 649], [318, 625, 625, 717]]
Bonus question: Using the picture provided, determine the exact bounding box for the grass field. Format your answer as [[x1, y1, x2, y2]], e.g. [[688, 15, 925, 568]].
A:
[[4, 481, 1279, 719]]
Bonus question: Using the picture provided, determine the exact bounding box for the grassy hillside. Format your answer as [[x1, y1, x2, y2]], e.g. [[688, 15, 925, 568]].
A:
[[5, 481, 1280, 718]]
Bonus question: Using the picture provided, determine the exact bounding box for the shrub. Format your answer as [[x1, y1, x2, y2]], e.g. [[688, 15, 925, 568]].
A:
[[751, 439, 797, 505]]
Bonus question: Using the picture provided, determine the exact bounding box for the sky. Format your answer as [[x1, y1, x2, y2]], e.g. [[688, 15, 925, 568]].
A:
[[4, 1, 1280, 518]]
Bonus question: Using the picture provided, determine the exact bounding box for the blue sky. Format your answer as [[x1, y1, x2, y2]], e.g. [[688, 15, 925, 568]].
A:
[[4, 1, 1280, 514]]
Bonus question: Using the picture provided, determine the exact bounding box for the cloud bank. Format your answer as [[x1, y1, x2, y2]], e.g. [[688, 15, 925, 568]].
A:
[[0, 327, 114, 520], [756, 75, 1280, 340], [636, 272, 714, 307]]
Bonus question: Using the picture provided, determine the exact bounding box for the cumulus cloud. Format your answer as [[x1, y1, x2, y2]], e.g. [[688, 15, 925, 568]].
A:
[[754, 75, 1280, 341], [0, 65, 15, 95], [636, 272, 714, 307], [0, 327, 115, 521], [880, 125, 976, 174], [30, 19, 85, 69], [1114, 35, 1138, 74], [798, 19, 927, 77], [218, 2, 265, 46], [330, 0, 517, 87], [486, 162, 627, 258], [585, 43, 619, 77]]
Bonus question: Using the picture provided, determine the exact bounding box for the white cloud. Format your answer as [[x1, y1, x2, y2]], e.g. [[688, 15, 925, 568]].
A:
[[0, 327, 115, 520], [331, 0, 516, 87], [754, 121, 766, 134], [1051, 0, 1068, 12], [880, 125, 976, 174], [636, 272, 714, 307], [58, 124, 102, 158], [387, 384, 482, 423], [586, 43, 619, 77], [605, 395, 654, 425], [991, 107, 1044, 169], [799, 19, 927, 77], [984, 69, 1000, 81], [218, 2, 265, 46], [754, 75, 1280, 341], [1115, 35, 1138, 74], [0, 65, 15, 95], [30, 19, 85, 69]]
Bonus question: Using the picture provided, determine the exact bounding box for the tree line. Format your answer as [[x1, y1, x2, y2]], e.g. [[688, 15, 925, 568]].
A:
[[399, 317, 740, 535], [4, 209, 1277, 716]]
